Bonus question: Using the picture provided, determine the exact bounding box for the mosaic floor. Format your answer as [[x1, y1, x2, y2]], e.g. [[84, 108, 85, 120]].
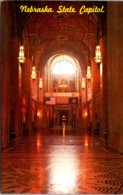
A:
[[2, 128, 123, 194]]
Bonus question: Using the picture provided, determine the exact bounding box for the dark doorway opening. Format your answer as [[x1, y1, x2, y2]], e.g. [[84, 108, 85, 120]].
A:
[[59, 111, 68, 125]]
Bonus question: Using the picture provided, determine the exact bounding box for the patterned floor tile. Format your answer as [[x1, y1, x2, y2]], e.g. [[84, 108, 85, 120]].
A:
[[2, 129, 123, 194]]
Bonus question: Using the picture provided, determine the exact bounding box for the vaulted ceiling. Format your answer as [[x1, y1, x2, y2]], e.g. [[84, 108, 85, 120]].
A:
[[10, 1, 107, 70]]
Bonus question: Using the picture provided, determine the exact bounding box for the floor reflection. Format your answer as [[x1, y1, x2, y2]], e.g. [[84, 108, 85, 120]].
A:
[[2, 129, 123, 194], [49, 147, 78, 193]]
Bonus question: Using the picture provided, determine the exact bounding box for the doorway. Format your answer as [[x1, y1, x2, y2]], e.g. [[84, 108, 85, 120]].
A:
[[59, 111, 69, 125]]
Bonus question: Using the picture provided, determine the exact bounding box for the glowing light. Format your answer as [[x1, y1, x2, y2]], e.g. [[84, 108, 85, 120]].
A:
[[37, 111, 40, 117], [100, 63, 103, 76], [81, 78, 86, 89], [83, 110, 88, 118], [49, 149, 78, 193], [94, 45, 102, 63], [31, 66, 36, 80], [59, 84, 68, 88], [37, 140, 41, 147], [53, 60, 75, 75], [84, 112, 88, 117], [84, 136, 89, 147], [36, 134, 42, 149], [18, 46, 26, 63], [39, 78, 43, 89], [86, 66, 92, 79], [37, 109, 43, 119]]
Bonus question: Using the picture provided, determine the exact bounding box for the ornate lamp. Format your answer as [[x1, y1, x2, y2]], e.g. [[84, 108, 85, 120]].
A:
[[31, 66, 36, 80], [18, 46, 26, 64], [86, 66, 92, 79], [94, 22, 102, 64], [94, 45, 102, 63]]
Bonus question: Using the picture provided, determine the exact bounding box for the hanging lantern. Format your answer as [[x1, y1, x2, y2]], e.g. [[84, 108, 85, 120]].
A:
[[81, 78, 86, 89], [31, 66, 36, 80], [86, 66, 92, 79], [94, 45, 102, 63], [18, 46, 26, 63], [39, 78, 43, 89]]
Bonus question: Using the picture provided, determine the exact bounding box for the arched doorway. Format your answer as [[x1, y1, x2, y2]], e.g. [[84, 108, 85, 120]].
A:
[[44, 53, 82, 129]]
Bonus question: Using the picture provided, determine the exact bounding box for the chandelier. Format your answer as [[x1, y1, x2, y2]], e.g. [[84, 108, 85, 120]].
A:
[[18, 46, 26, 64], [94, 22, 102, 64], [31, 66, 36, 80], [86, 66, 92, 79], [94, 45, 102, 63]]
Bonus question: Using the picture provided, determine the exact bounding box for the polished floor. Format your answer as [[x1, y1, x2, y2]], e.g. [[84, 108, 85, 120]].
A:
[[2, 127, 123, 194]]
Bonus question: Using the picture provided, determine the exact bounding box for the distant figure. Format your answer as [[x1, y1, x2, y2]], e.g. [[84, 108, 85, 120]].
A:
[[62, 115, 66, 136], [62, 115, 66, 126]]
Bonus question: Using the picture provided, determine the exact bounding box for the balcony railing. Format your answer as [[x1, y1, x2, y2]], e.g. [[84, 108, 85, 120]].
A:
[[45, 92, 79, 97]]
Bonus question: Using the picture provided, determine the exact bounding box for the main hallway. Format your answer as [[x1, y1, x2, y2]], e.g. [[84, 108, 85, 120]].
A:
[[2, 128, 123, 194]]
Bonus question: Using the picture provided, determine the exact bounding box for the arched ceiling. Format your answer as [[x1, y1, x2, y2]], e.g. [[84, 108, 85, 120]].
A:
[[12, 1, 107, 70]]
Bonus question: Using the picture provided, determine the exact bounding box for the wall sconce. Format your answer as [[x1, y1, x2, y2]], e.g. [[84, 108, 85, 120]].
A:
[[81, 78, 86, 89], [39, 78, 43, 89], [31, 66, 36, 80], [86, 66, 92, 79], [94, 45, 102, 63], [18, 46, 26, 64], [94, 21, 102, 64]]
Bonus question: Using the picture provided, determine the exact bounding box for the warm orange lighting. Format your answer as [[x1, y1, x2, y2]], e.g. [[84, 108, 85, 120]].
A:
[[86, 66, 92, 79], [83, 110, 88, 118], [31, 66, 36, 80], [85, 112, 87, 116], [37, 140, 41, 147], [36, 134, 42, 149], [37, 111, 41, 117], [49, 149, 78, 193], [18, 46, 26, 63], [39, 78, 43, 89], [100, 63, 103, 76], [59, 84, 68, 88], [37, 109, 43, 119], [84, 136, 89, 147], [81, 78, 86, 89], [22, 98, 26, 105], [94, 45, 102, 63]]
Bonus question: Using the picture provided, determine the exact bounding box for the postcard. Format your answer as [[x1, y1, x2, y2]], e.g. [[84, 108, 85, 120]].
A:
[[1, 0, 123, 194]]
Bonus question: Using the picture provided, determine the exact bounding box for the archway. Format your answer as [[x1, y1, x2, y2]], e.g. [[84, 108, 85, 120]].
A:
[[44, 53, 83, 128]]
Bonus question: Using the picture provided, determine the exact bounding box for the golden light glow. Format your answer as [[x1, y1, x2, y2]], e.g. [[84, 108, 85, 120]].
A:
[[83, 110, 88, 118], [37, 109, 43, 119], [86, 66, 92, 79], [53, 60, 75, 75], [36, 134, 42, 149], [31, 66, 36, 80], [37, 139, 41, 147], [18, 46, 26, 63], [85, 112, 88, 117], [39, 78, 43, 89], [81, 78, 86, 89], [49, 149, 78, 193], [100, 63, 103, 76], [37, 111, 40, 117], [59, 84, 68, 88], [84, 135, 89, 147], [94, 45, 102, 63]]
